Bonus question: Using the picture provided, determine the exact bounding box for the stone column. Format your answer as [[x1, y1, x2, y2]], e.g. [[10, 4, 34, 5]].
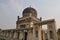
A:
[[8, 32, 10, 37], [13, 31, 18, 39], [42, 30, 45, 40], [9, 31, 12, 38], [12, 31, 14, 38], [52, 22, 58, 40], [1, 32, 4, 36], [4, 32, 7, 37], [19, 31, 24, 40], [27, 31, 29, 40], [19, 32, 21, 40], [9, 31, 14, 38], [2, 32, 4, 36], [38, 26, 42, 40], [27, 30, 32, 40], [0, 30, 1, 35], [17, 31, 20, 40], [6, 32, 9, 37], [3, 32, 5, 36], [47, 29, 50, 40], [33, 26, 36, 40], [0, 32, 2, 35]]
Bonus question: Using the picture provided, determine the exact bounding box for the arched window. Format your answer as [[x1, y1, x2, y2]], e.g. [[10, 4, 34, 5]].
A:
[[50, 31, 53, 39], [36, 31, 38, 37], [20, 25, 26, 28]]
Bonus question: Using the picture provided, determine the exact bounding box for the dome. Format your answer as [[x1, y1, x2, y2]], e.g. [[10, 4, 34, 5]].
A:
[[22, 7, 37, 17]]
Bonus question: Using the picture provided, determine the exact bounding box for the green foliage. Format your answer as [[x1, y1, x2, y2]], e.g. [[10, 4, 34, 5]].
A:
[[0, 38, 5, 40]]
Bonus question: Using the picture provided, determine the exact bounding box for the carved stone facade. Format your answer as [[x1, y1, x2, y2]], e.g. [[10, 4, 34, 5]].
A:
[[0, 7, 58, 40]]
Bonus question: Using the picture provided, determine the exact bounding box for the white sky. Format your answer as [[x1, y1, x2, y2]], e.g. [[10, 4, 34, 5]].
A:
[[0, 0, 60, 29]]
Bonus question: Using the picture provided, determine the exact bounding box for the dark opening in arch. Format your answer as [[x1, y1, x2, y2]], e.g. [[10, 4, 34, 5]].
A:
[[24, 32, 28, 40]]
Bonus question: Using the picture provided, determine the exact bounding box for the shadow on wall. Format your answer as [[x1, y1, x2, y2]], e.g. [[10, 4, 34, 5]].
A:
[[57, 28, 60, 40]]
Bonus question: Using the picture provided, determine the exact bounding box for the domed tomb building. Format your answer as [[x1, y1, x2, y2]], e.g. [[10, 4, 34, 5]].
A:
[[0, 7, 58, 40]]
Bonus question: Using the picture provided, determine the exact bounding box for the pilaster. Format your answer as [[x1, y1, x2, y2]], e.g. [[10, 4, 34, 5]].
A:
[[33, 26, 36, 40], [38, 26, 42, 40]]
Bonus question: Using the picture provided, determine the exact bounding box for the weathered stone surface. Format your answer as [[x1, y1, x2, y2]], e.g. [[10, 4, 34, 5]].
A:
[[0, 7, 58, 40]]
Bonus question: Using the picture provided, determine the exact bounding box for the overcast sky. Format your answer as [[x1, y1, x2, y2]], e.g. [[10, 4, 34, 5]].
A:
[[0, 0, 60, 29]]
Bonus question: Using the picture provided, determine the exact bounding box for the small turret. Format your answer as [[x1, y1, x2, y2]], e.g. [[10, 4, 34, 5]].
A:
[[40, 17, 42, 21], [17, 16, 19, 21]]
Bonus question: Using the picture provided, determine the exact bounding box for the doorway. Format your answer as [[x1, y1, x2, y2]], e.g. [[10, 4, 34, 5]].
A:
[[24, 32, 28, 40]]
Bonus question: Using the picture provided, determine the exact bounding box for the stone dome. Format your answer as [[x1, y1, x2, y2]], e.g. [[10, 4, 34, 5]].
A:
[[22, 7, 37, 17]]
